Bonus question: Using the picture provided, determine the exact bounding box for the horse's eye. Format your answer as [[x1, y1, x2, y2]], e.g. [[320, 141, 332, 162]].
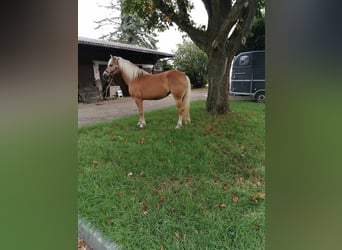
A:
[[109, 64, 113, 67]]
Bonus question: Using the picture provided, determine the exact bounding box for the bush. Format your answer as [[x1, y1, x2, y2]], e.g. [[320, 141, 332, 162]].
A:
[[173, 39, 208, 88]]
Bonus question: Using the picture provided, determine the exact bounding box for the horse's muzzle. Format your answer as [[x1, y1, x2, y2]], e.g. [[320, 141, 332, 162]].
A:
[[103, 71, 111, 81]]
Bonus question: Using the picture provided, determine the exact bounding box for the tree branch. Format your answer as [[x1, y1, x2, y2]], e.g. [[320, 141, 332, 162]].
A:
[[239, 0, 259, 41], [212, 0, 257, 49], [153, 0, 207, 49], [226, 0, 260, 54], [201, 0, 213, 19]]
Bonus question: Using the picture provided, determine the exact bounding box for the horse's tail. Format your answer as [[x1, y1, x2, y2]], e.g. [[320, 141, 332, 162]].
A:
[[183, 75, 191, 124]]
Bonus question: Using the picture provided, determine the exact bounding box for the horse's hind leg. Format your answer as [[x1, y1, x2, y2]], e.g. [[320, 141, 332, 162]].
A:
[[174, 97, 184, 129], [184, 112, 191, 125], [134, 98, 146, 128]]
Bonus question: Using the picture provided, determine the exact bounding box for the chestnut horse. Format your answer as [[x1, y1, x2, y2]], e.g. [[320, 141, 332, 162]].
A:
[[103, 55, 191, 128]]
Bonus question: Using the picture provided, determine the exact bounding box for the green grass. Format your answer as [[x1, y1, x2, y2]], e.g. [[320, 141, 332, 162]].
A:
[[78, 100, 265, 249]]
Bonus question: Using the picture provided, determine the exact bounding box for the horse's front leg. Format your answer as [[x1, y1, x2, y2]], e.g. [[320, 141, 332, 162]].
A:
[[134, 98, 146, 128]]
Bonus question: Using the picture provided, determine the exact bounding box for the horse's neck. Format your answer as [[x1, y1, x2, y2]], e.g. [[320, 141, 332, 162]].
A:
[[119, 61, 150, 85], [119, 71, 133, 87]]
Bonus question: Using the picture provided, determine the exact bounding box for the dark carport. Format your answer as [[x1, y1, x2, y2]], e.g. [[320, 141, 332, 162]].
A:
[[78, 36, 173, 103]]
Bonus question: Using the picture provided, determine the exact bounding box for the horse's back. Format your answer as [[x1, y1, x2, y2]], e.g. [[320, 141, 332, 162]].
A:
[[163, 69, 188, 85], [164, 69, 186, 77], [138, 69, 187, 84], [130, 72, 169, 100]]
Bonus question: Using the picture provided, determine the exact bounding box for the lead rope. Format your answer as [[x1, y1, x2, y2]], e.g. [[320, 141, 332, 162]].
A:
[[100, 78, 114, 99], [86, 78, 116, 102]]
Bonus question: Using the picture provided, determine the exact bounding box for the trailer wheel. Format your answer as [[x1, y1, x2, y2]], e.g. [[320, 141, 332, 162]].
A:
[[255, 91, 265, 103]]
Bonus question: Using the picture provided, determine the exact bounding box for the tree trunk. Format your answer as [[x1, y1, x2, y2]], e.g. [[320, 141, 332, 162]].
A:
[[206, 46, 233, 114]]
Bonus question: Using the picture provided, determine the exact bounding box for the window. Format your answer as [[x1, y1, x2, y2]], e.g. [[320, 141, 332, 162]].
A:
[[239, 55, 250, 65]]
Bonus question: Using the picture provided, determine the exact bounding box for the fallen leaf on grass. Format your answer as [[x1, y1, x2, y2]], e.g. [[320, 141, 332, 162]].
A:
[[127, 172, 133, 177], [215, 203, 226, 208], [92, 160, 98, 165], [140, 137, 145, 144], [251, 177, 264, 186], [78, 236, 92, 250], [174, 232, 187, 241], [142, 210, 149, 215], [117, 191, 124, 196], [140, 199, 148, 215], [159, 196, 166, 202], [233, 196, 239, 203], [251, 193, 265, 203], [236, 177, 245, 185], [140, 200, 147, 208]]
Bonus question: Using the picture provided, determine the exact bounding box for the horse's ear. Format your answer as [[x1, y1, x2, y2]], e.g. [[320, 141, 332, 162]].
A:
[[110, 54, 113, 58]]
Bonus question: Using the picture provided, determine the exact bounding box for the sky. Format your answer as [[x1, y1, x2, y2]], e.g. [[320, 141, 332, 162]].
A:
[[78, 0, 207, 53]]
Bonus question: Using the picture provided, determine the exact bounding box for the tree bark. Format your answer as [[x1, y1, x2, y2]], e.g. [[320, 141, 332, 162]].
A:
[[206, 46, 230, 114]]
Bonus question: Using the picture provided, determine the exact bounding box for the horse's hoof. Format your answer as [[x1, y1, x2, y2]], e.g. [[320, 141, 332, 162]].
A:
[[137, 122, 146, 128]]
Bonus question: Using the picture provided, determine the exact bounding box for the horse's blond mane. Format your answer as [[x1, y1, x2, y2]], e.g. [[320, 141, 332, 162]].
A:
[[117, 57, 150, 81]]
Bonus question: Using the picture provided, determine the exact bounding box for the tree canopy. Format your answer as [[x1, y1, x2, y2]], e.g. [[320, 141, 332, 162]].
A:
[[240, 5, 265, 52], [95, 0, 158, 49]]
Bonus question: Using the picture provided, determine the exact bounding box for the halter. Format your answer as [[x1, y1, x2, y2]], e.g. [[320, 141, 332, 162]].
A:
[[109, 57, 120, 74], [103, 57, 120, 81]]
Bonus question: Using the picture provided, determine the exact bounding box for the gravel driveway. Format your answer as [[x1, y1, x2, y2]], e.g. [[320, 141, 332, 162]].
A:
[[78, 88, 209, 127], [78, 88, 251, 128]]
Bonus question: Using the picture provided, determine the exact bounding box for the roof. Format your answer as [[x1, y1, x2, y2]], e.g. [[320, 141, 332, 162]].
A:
[[78, 36, 173, 58]]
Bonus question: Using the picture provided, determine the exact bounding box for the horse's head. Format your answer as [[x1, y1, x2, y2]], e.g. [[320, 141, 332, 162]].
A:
[[103, 55, 120, 81]]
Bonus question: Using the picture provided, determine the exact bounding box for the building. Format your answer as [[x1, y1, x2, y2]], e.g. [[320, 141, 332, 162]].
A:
[[78, 36, 173, 103]]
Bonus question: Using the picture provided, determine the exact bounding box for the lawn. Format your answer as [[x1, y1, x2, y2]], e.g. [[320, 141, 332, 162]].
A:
[[78, 100, 265, 249]]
